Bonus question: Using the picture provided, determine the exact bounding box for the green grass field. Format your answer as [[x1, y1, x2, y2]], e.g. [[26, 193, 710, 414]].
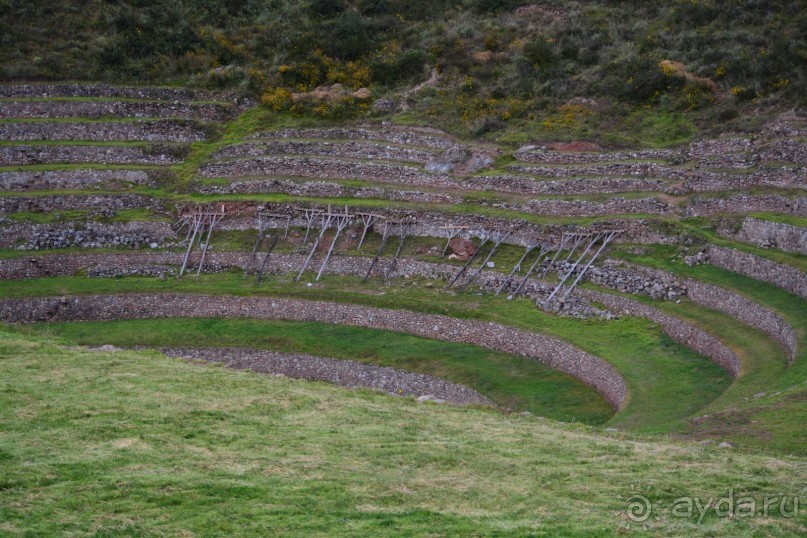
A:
[[24, 317, 613, 424], [0, 272, 732, 433], [0, 329, 804, 537]]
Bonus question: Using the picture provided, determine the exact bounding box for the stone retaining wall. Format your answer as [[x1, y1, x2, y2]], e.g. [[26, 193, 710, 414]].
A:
[[681, 168, 807, 193], [514, 147, 676, 164], [0, 250, 600, 317], [510, 162, 686, 180], [0, 83, 244, 103], [759, 140, 807, 164], [0, 221, 174, 249], [606, 261, 798, 364], [737, 217, 807, 254], [476, 175, 667, 195], [684, 195, 807, 217], [213, 140, 438, 164], [0, 144, 185, 165], [0, 121, 209, 143], [253, 127, 455, 149], [198, 155, 450, 185], [196, 178, 459, 204], [0, 294, 628, 409], [707, 245, 807, 301], [577, 289, 740, 376], [159, 347, 493, 406], [0, 169, 155, 191], [0, 101, 234, 122], [0, 194, 164, 214], [1, 249, 785, 372], [220, 202, 672, 245]]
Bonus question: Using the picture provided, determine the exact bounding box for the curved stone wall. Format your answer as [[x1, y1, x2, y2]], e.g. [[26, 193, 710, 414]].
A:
[[0, 294, 628, 409], [576, 289, 740, 377], [707, 245, 807, 301], [0, 250, 601, 317], [0, 121, 209, 143], [158, 347, 493, 406], [583, 260, 798, 364], [0, 249, 759, 374], [0, 169, 155, 191], [0, 144, 185, 166]]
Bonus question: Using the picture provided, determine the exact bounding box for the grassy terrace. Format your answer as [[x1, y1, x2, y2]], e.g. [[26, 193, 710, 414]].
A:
[[610, 243, 807, 453], [0, 271, 731, 433], [1, 329, 805, 537], [25, 317, 612, 425], [749, 213, 807, 228]]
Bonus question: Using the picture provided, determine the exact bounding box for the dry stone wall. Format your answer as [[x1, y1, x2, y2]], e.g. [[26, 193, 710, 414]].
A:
[[577, 289, 740, 376], [0, 83, 244, 103], [254, 127, 455, 149], [707, 245, 807, 301], [475, 175, 667, 196], [0, 250, 600, 317], [196, 178, 459, 204], [0, 120, 209, 143], [0, 100, 234, 121], [0, 144, 185, 165], [217, 202, 672, 245], [213, 140, 439, 164], [0, 169, 154, 190], [0, 194, 164, 214], [0, 294, 628, 409], [684, 194, 807, 217], [737, 217, 807, 254], [510, 162, 686, 180], [159, 347, 493, 406], [1, 221, 174, 249], [600, 261, 798, 364], [514, 147, 677, 164]]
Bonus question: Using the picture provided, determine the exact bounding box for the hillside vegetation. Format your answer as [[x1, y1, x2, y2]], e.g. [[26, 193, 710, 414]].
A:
[[2, 1, 806, 143]]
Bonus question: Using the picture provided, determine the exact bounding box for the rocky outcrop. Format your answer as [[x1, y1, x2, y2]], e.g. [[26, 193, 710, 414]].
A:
[[0, 294, 628, 409], [158, 347, 494, 406]]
